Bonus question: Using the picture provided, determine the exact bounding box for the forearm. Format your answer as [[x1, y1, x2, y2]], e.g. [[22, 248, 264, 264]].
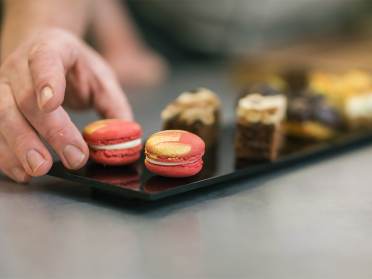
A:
[[1, 0, 94, 59], [93, 0, 142, 53]]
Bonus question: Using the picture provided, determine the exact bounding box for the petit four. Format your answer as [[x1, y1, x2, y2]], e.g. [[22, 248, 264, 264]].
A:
[[161, 88, 220, 148], [235, 93, 287, 161]]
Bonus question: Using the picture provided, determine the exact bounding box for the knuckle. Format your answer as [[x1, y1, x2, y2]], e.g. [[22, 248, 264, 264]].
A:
[[28, 43, 67, 90], [46, 27, 70, 40], [13, 131, 35, 153], [95, 59, 114, 77], [16, 92, 34, 114], [1, 55, 18, 73], [30, 30, 77, 61], [0, 88, 14, 122], [28, 43, 60, 71], [0, 103, 12, 123], [28, 42, 51, 61]]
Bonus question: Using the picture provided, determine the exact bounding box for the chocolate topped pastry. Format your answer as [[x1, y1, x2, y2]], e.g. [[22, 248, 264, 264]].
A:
[[161, 88, 221, 148], [287, 91, 341, 125], [241, 83, 282, 97], [235, 93, 287, 161], [285, 90, 342, 141], [281, 67, 309, 92]]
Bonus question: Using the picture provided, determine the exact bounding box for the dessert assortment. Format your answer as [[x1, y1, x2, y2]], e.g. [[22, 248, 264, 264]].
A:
[[236, 67, 372, 133], [288, 69, 372, 135], [81, 70, 372, 178]]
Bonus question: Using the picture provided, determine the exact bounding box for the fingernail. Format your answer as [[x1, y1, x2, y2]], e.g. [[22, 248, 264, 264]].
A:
[[63, 145, 86, 169], [39, 86, 54, 108], [11, 167, 28, 183], [26, 149, 46, 173]]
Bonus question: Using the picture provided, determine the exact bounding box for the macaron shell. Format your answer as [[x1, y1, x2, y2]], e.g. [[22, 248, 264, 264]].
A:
[[145, 158, 203, 177], [83, 119, 142, 145], [145, 130, 205, 163], [149, 142, 191, 158], [91, 147, 141, 166]]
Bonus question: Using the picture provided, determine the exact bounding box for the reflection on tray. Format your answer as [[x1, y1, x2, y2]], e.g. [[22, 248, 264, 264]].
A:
[[85, 163, 142, 191], [234, 135, 336, 169], [199, 143, 218, 178]]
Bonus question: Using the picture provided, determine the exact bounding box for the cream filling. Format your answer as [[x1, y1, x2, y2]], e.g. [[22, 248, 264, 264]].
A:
[[146, 157, 199, 166], [90, 139, 141, 151]]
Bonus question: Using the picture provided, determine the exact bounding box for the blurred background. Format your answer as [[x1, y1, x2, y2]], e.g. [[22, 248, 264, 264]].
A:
[[127, 0, 372, 61], [2, 0, 372, 82], [119, 0, 372, 135]]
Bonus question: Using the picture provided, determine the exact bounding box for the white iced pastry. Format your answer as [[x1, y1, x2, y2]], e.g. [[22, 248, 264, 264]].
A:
[[345, 93, 372, 120], [161, 88, 221, 125], [237, 94, 287, 125]]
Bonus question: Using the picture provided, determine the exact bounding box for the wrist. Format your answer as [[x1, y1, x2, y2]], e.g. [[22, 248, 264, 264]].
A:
[[1, 0, 91, 60]]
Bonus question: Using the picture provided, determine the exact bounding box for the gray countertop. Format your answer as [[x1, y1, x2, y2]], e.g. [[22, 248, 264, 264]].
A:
[[1, 64, 372, 279]]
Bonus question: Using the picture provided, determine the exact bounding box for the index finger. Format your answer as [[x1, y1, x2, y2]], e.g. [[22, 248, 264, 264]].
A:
[[83, 46, 133, 120]]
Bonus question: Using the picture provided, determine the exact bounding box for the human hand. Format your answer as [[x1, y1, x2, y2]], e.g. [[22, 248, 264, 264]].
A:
[[0, 28, 133, 182]]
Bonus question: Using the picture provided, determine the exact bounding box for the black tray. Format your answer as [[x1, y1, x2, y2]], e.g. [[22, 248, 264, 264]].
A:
[[48, 125, 372, 201]]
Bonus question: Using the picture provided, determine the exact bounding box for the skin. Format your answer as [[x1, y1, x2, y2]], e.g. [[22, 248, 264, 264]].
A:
[[92, 0, 167, 88], [0, 0, 166, 183]]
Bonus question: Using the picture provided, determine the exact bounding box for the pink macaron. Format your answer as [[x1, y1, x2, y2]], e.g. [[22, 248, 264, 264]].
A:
[[83, 119, 142, 166], [144, 130, 205, 177]]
